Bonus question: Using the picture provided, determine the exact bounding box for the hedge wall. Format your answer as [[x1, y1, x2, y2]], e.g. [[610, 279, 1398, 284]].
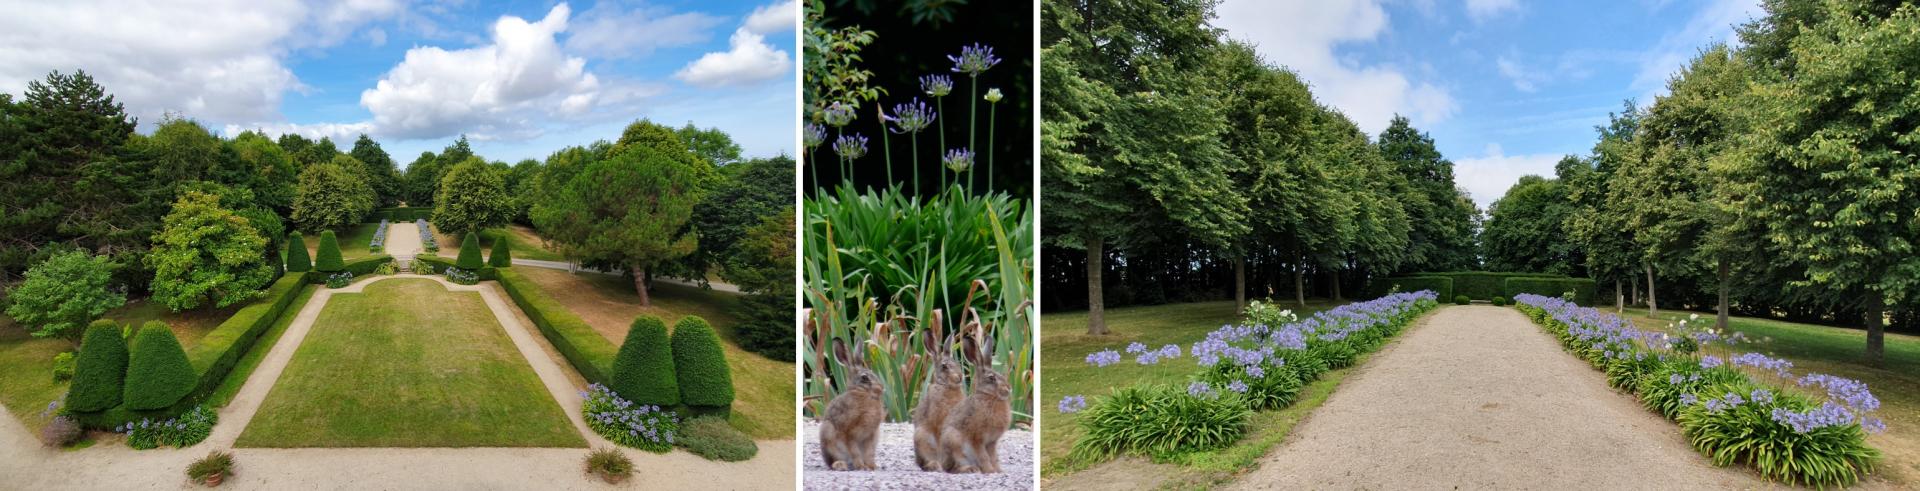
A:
[[303, 255, 393, 284], [496, 268, 617, 383], [1400, 271, 1567, 300], [371, 207, 430, 222], [1373, 276, 1453, 300], [1503, 277, 1598, 306], [412, 255, 498, 281]]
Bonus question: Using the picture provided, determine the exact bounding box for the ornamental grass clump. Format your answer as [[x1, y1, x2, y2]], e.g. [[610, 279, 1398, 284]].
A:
[[582, 383, 679, 453], [584, 447, 632, 484], [1513, 293, 1883, 487]]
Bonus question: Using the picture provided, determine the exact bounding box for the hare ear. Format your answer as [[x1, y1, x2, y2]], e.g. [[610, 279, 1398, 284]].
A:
[[961, 333, 981, 366], [833, 337, 851, 367]]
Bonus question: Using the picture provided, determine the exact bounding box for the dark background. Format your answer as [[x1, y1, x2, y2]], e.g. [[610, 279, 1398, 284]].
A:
[[806, 0, 1033, 198]]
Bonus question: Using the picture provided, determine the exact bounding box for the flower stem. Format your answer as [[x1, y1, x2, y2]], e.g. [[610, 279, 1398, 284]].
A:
[[881, 128, 894, 187], [911, 132, 920, 195], [807, 149, 818, 194], [968, 77, 979, 194], [987, 102, 996, 194]]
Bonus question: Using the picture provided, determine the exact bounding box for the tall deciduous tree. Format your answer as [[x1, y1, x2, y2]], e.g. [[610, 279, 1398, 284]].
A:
[[292, 155, 375, 231], [537, 121, 714, 305], [4, 250, 124, 343], [350, 134, 402, 207], [228, 131, 298, 215], [675, 122, 743, 166], [147, 191, 272, 311], [1377, 116, 1481, 272], [431, 157, 511, 234], [1483, 173, 1580, 274]]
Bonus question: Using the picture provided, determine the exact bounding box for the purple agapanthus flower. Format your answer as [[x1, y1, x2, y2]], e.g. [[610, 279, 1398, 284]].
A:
[[920, 74, 953, 97], [884, 99, 935, 134], [949, 43, 1001, 76], [942, 148, 974, 173], [1086, 349, 1122, 367], [832, 134, 868, 160], [803, 123, 826, 148], [1057, 395, 1088, 413]]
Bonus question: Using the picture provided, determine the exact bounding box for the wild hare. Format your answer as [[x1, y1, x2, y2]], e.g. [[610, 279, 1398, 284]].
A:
[[912, 324, 968, 471], [940, 331, 1012, 473], [819, 337, 885, 471]]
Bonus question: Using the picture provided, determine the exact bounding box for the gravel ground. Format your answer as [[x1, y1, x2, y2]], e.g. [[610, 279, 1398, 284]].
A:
[[1226, 305, 1769, 490], [803, 421, 1032, 490]]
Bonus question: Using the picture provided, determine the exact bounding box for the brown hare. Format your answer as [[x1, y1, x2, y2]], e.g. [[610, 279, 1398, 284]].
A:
[[940, 332, 1011, 473], [819, 338, 885, 471], [912, 343, 967, 471]]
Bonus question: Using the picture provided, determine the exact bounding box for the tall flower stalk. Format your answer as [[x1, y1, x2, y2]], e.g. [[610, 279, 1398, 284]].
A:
[[920, 75, 952, 194], [949, 43, 999, 196], [985, 88, 1002, 193]]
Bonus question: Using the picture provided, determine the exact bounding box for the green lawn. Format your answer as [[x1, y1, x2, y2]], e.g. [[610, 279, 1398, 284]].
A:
[[514, 266, 794, 439], [236, 279, 584, 448], [1618, 307, 1920, 485], [296, 222, 384, 260], [1040, 299, 1350, 480], [436, 224, 565, 262], [205, 285, 316, 408]]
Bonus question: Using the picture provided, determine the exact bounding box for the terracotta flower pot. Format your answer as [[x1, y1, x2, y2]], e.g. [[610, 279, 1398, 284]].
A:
[[203, 472, 224, 487]]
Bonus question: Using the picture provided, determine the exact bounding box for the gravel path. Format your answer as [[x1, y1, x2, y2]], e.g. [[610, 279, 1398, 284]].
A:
[[803, 421, 1032, 490], [1227, 305, 1766, 490], [385, 220, 423, 261]]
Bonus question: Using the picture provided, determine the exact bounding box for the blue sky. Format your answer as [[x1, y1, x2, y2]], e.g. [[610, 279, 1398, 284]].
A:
[[1212, 0, 1763, 209], [0, 0, 797, 166]]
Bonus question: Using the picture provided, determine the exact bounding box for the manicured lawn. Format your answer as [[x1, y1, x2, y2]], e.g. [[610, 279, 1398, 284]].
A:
[[436, 224, 565, 262], [294, 222, 384, 260], [1039, 299, 1345, 478], [0, 317, 74, 432], [236, 279, 584, 448], [1619, 307, 1920, 485], [514, 266, 795, 439]]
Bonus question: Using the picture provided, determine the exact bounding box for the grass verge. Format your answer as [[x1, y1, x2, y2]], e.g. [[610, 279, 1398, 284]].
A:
[[203, 285, 316, 408]]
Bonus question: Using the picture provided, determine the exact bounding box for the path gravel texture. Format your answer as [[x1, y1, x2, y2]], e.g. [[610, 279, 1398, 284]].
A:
[[803, 421, 1032, 490], [1228, 305, 1767, 490], [384, 220, 424, 261]]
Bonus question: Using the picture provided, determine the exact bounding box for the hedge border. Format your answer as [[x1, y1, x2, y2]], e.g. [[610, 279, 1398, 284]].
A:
[[1371, 276, 1453, 300], [303, 255, 394, 284], [1503, 277, 1598, 306], [496, 268, 617, 384], [412, 255, 498, 281]]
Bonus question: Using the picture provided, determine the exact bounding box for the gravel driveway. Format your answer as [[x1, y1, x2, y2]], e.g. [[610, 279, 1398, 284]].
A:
[[1228, 305, 1767, 490], [803, 421, 1032, 490]]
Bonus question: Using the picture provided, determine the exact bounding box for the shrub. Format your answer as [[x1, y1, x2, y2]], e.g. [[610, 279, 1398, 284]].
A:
[[582, 383, 680, 453], [285, 231, 311, 272], [314, 230, 344, 272], [489, 234, 512, 267], [187, 450, 234, 484], [455, 232, 483, 270], [496, 269, 617, 383], [1069, 384, 1250, 462], [1373, 276, 1453, 300], [1678, 386, 1879, 487], [39, 415, 83, 447], [1198, 358, 1303, 410], [4, 249, 126, 342], [1504, 277, 1597, 305], [1453, 295, 1471, 305], [123, 405, 217, 449], [67, 320, 129, 412], [611, 316, 679, 406], [670, 316, 733, 410], [676, 415, 757, 461], [52, 352, 76, 381], [584, 447, 633, 484], [1492, 296, 1508, 306], [148, 190, 274, 311], [123, 322, 196, 410], [325, 272, 355, 288]]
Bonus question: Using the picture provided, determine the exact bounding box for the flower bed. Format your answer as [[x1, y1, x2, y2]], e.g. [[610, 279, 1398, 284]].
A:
[[120, 405, 216, 449], [1064, 291, 1439, 462], [369, 219, 388, 253], [416, 219, 437, 253], [582, 383, 679, 453], [1512, 294, 1883, 487]]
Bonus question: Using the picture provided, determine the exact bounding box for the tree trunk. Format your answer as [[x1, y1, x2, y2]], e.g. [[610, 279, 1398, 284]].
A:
[[1294, 262, 1306, 307], [1716, 257, 1730, 330], [1085, 236, 1108, 336], [1615, 278, 1624, 314], [1645, 263, 1658, 318], [1865, 294, 1885, 368], [631, 264, 652, 306], [1330, 270, 1343, 301], [1234, 256, 1246, 314], [1631, 275, 1640, 306]]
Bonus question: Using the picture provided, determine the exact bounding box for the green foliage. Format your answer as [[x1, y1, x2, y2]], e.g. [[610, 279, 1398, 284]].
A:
[[148, 191, 273, 311], [1068, 384, 1250, 462], [1482, 174, 1583, 275], [802, 0, 882, 122], [611, 316, 679, 406], [584, 447, 633, 482], [670, 316, 733, 409], [185, 274, 308, 404], [1373, 276, 1453, 300], [350, 134, 402, 207], [496, 269, 617, 383], [51, 351, 76, 381], [5, 249, 125, 341], [432, 157, 512, 234], [1378, 116, 1483, 272], [488, 235, 512, 267], [454, 233, 483, 270], [314, 230, 345, 272], [1454, 295, 1471, 305], [291, 155, 376, 232], [66, 320, 128, 412], [285, 231, 311, 272], [122, 322, 195, 410], [730, 209, 796, 361], [533, 121, 713, 303], [127, 405, 216, 449], [1503, 277, 1598, 305], [228, 131, 297, 213], [187, 450, 234, 482], [1492, 296, 1508, 306], [678, 156, 793, 282], [676, 416, 757, 461]]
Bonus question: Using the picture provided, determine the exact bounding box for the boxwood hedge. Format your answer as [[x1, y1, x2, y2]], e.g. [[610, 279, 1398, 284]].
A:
[[670, 316, 733, 411], [123, 322, 196, 410], [285, 231, 310, 273], [1503, 277, 1597, 305], [314, 230, 344, 272], [496, 268, 615, 383], [612, 315, 679, 407], [66, 320, 129, 412]]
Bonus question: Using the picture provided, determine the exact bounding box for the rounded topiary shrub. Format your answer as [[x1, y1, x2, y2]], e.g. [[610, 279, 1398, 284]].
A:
[[610, 315, 679, 407], [122, 321, 196, 410], [488, 235, 512, 268], [66, 320, 129, 412], [314, 230, 344, 272], [671, 316, 733, 410], [285, 231, 311, 272], [1454, 295, 1471, 305], [455, 233, 484, 270], [1492, 296, 1509, 306]]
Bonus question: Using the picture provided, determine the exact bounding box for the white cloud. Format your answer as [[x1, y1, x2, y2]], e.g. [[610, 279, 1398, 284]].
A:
[[675, 28, 792, 87], [1453, 143, 1566, 209], [1496, 55, 1544, 92], [1629, 0, 1760, 101], [743, 0, 798, 34], [222, 121, 376, 143], [1465, 0, 1520, 23], [305, 0, 404, 47], [359, 4, 609, 140], [564, 2, 725, 59], [1214, 0, 1456, 134]]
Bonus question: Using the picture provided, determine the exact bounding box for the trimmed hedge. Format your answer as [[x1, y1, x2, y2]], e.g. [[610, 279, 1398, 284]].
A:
[[66, 320, 129, 412], [285, 231, 310, 272], [1382, 272, 1586, 301], [1374, 276, 1453, 300], [496, 268, 616, 383], [671, 316, 733, 411], [611, 315, 679, 407], [1504, 277, 1598, 306], [412, 255, 497, 281], [123, 322, 196, 410], [371, 207, 430, 222], [186, 274, 308, 403], [456, 233, 484, 270], [488, 236, 512, 268], [314, 230, 344, 272], [301, 256, 393, 284]]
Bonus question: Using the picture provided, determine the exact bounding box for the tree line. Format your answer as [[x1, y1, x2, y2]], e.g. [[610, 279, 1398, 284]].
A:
[[1478, 0, 1918, 365], [1040, 0, 1482, 335]]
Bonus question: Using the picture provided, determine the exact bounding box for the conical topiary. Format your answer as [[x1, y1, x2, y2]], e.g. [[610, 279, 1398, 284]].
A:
[[670, 315, 733, 409], [122, 322, 196, 410], [488, 234, 512, 268], [455, 232, 484, 270], [315, 230, 344, 272], [285, 231, 311, 272], [610, 315, 679, 406], [66, 320, 129, 412]]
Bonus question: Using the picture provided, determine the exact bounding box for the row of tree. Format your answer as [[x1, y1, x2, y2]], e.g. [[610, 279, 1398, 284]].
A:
[[1478, 0, 1919, 364], [1039, 0, 1482, 334]]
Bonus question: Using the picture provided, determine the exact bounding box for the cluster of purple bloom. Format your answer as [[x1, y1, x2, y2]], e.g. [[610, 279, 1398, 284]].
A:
[[1057, 395, 1088, 414], [582, 383, 679, 451], [884, 99, 935, 134], [1187, 381, 1216, 399], [1797, 373, 1880, 413], [1135, 344, 1181, 365], [832, 134, 869, 160], [120, 405, 216, 450], [949, 43, 1001, 76], [370, 219, 389, 252], [1085, 349, 1122, 367], [1730, 352, 1794, 378], [416, 219, 437, 252], [1699, 355, 1724, 369]]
